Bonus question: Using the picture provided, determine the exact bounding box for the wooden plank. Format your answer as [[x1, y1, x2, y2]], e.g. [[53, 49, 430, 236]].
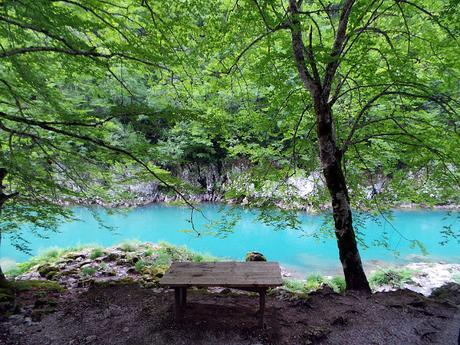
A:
[[159, 261, 283, 287]]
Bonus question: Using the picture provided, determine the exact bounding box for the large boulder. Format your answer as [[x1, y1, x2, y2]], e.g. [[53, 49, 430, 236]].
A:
[[245, 252, 267, 262]]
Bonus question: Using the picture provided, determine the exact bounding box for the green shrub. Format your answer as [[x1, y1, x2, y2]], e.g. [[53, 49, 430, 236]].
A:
[[191, 253, 217, 263], [41, 248, 61, 260], [283, 279, 306, 292], [304, 274, 325, 292], [369, 268, 414, 289], [89, 247, 104, 259], [328, 276, 346, 293], [135, 260, 146, 272], [144, 248, 154, 257]]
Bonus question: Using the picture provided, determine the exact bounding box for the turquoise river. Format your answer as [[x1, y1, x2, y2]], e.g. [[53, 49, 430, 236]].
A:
[[1, 204, 459, 276]]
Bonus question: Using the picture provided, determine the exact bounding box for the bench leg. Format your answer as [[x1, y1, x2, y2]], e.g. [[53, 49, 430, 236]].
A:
[[180, 287, 187, 308], [174, 288, 181, 320], [259, 288, 266, 328]]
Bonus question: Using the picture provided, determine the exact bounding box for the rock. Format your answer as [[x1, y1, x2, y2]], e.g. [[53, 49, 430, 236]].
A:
[[142, 282, 156, 289], [64, 253, 86, 261], [46, 270, 59, 280], [78, 259, 93, 268], [102, 253, 119, 262], [142, 275, 153, 282], [106, 270, 117, 277], [245, 252, 267, 262], [83, 335, 97, 344], [430, 282, 460, 306], [60, 269, 79, 277], [37, 264, 57, 278], [23, 317, 32, 326], [302, 325, 331, 345], [221, 288, 232, 294], [129, 256, 140, 264]]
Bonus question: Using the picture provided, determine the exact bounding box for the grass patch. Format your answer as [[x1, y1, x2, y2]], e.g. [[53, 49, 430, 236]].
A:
[[89, 247, 105, 259], [144, 248, 154, 257], [6, 245, 91, 277], [328, 276, 346, 293], [305, 274, 325, 291], [119, 240, 140, 252], [7, 241, 219, 279], [369, 268, 415, 289], [283, 279, 306, 293], [81, 266, 97, 277], [283, 275, 346, 294]]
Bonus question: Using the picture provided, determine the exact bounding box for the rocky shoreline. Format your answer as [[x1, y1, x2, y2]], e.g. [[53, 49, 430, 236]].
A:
[[3, 242, 460, 345], [9, 242, 460, 297]]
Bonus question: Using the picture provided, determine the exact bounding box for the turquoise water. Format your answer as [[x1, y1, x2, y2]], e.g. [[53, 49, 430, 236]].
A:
[[1, 204, 459, 275]]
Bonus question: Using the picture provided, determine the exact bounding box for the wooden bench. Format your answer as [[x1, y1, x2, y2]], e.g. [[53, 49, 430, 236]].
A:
[[159, 261, 283, 327]]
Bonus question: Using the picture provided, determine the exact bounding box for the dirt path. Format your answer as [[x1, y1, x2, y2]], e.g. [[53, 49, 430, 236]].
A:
[[1, 284, 459, 345]]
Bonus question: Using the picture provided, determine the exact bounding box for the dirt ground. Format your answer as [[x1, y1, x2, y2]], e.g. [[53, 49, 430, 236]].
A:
[[1, 283, 459, 345]]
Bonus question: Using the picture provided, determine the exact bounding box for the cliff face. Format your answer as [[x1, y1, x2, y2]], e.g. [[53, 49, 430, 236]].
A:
[[121, 160, 251, 206]]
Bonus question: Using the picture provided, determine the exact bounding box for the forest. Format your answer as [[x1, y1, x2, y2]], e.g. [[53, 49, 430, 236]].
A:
[[0, 1, 459, 344]]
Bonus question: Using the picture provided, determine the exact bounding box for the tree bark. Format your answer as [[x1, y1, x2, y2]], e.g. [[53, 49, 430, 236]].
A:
[[314, 97, 371, 292]]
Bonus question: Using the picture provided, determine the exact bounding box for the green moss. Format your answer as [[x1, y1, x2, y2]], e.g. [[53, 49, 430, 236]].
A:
[[369, 268, 415, 289], [13, 280, 64, 292]]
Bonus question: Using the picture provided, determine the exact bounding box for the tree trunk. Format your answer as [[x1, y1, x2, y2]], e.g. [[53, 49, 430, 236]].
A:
[[0, 168, 17, 287], [314, 97, 371, 292], [0, 265, 8, 288]]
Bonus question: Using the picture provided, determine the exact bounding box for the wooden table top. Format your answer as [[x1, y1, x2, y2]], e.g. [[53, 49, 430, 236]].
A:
[[159, 261, 283, 288]]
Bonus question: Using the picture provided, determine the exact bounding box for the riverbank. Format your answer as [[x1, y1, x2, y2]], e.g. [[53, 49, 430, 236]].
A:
[[5, 242, 460, 296], [1, 242, 460, 345]]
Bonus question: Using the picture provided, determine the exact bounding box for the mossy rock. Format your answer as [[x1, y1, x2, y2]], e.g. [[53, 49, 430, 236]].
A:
[[0, 288, 14, 302], [245, 252, 267, 262], [37, 264, 59, 278], [13, 280, 64, 292], [150, 265, 169, 279], [64, 253, 86, 260], [102, 253, 119, 262], [45, 270, 60, 280]]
